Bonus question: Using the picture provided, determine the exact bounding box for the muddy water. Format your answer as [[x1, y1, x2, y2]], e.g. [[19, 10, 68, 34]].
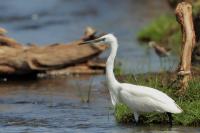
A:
[[0, 0, 199, 133]]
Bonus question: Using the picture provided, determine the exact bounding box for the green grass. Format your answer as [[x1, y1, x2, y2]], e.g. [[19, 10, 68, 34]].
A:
[[115, 103, 134, 123], [115, 73, 200, 126]]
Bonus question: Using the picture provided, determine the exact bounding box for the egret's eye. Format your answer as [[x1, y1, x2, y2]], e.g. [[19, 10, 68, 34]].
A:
[[101, 38, 106, 41]]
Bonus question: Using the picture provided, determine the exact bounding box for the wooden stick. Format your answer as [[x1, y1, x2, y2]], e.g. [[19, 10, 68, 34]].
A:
[[175, 2, 196, 95]]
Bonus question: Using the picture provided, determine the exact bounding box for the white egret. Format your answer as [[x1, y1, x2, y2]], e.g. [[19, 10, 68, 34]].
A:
[[81, 34, 182, 125]]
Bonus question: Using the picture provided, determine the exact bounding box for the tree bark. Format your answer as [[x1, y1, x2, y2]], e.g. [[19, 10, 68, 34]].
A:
[[175, 2, 196, 95]]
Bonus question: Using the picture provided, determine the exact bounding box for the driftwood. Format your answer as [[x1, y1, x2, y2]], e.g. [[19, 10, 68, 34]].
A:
[[175, 2, 196, 95], [0, 27, 107, 77]]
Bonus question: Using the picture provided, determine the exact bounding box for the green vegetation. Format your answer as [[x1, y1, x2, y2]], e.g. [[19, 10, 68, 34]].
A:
[[137, 14, 181, 54], [193, 1, 200, 15], [138, 15, 178, 42], [114, 63, 123, 76], [115, 103, 134, 123], [115, 73, 200, 126]]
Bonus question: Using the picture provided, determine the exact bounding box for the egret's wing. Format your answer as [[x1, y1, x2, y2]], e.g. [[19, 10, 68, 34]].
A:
[[119, 88, 163, 112], [120, 83, 182, 113], [121, 83, 174, 104]]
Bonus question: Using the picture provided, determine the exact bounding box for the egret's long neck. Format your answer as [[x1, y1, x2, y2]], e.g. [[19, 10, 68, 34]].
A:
[[106, 40, 120, 88]]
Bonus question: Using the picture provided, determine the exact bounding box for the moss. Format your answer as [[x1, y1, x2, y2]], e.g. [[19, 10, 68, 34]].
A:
[[114, 73, 200, 126]]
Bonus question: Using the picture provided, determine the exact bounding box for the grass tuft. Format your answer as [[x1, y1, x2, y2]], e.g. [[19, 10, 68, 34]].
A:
[[115, 103, 134, 123]]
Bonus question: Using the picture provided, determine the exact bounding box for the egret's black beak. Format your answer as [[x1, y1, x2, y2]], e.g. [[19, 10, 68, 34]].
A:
[[80, 38, 105, 45]]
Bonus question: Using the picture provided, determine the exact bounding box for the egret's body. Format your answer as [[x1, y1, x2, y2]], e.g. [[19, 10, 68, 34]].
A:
[[82, 34, 182, 124]]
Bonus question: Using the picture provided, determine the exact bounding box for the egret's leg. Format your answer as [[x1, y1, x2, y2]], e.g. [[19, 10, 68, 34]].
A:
[[166, 112, 173, 126], [134, 112, 139, 123]]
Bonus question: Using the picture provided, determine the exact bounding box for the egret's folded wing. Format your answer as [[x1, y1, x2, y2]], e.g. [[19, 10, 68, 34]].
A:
[[120, 83, 182, 113], [121, 83, 175, 105]]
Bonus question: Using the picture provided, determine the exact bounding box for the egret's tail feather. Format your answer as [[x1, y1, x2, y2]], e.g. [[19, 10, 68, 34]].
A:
[[173, 104, 183, 113]]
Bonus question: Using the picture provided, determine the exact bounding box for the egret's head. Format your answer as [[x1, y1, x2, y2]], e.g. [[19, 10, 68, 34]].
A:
[[81, 33, 117, 45]]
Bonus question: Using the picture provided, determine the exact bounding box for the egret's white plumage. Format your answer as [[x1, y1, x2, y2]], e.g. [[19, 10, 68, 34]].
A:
[[83, 34, 182, 123]]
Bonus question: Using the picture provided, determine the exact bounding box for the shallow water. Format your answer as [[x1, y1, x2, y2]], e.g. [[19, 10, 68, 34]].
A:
[[0, 0, 199, 133], [0, 76, 199, 133]]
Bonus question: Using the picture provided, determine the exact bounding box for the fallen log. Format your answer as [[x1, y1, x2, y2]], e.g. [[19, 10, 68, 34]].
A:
[[0, 27, 107, 78], [42, 60, 106, 77]]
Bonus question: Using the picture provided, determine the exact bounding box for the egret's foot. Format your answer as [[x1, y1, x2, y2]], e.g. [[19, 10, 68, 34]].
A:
[[166, 112, 173, 127], [133, 120, 140, 126]]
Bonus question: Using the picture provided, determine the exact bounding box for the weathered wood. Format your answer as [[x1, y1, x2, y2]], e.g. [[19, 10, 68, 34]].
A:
[[175, 2, 196, 95], [0, 27, 7, 35], [43, 60, 105, 76], [0, 36, 22, 48], [0, 27, 107, 77]]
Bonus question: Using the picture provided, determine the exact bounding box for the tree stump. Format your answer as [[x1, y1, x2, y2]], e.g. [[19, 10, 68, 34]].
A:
[[175, 2, 196, 95]]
